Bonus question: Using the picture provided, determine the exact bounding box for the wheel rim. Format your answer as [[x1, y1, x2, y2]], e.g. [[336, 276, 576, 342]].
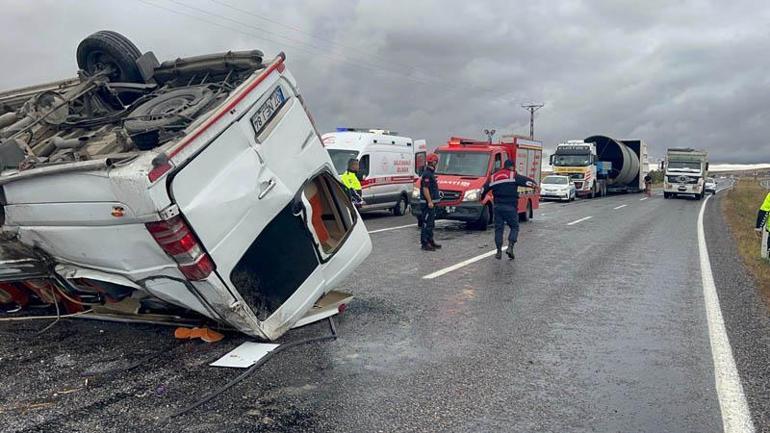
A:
[[399, 199, 406, 214]]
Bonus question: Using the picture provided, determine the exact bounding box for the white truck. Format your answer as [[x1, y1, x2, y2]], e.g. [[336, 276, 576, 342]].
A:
[[662, 148, 709, 200], [550, 140, 610, 198], [550, 136, 648, 197], [0, 31, 372, 340]]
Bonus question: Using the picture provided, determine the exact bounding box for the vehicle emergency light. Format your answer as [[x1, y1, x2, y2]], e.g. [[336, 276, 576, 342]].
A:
[[145, 215, 215, 281]]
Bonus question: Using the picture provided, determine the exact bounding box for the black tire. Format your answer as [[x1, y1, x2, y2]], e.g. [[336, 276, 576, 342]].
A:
[[76, 30, 143, 83], [392, 195, 407, 216], [520, 201, 532, 222], [125, 86, 217, 149], [590, 185, 596, 199], [664, 192, 670, 199], [473, 204, 492, 230]]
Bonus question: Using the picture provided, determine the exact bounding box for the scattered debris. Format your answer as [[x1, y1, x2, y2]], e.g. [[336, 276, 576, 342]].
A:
[[174, 326, 224, 343], [210, 342, 280, 369]]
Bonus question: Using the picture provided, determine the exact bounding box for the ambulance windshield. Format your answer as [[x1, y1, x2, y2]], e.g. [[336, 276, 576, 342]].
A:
[[327, 149, 360, 174]]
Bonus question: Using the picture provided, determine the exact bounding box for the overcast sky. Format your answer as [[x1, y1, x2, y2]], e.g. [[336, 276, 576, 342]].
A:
[[1, 0, 768, 163]]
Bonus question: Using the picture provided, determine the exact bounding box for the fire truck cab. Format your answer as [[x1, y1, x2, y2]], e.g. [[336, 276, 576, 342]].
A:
[[410, 135, 542, 229]]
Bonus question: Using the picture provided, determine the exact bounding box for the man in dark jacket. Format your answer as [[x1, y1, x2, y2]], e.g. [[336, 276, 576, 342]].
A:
[[420, 153, 441, 251], [482, 160, 537, 260]]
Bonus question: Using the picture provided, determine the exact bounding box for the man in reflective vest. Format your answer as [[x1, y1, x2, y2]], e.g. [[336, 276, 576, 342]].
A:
[[340, 158, 363, 206], [755, 191, 770, 234], [482, 160, 537, 260]]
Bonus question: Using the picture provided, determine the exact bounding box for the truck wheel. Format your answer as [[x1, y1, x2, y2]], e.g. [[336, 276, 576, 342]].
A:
[[664, 192, 670, 199], [76, 30, 143, 83], [698, 192, 704, 200], [392, 195, 407, 216], [520, 201, 532, 222], [590, 186, 596, 199], [481, 204, 492, 230], [473, 204, 491, 230]]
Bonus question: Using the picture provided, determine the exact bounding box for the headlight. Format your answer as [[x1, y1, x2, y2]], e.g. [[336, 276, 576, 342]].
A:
[[463, 188, 481, 202], [412, 186, 420, 199]]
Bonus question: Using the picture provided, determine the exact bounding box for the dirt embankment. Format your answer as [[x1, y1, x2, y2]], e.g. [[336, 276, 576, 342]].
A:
[[722, 179, 770, 302]]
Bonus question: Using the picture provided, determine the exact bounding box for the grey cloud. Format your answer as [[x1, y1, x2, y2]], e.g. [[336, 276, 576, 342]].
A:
[[1, 0, 768, 163]]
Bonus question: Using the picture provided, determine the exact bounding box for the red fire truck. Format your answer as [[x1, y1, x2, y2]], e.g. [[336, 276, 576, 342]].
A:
[[410, 135, 542, 229]]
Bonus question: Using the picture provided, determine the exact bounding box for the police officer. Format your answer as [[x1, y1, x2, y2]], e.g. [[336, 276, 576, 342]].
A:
[[755, 190, 770, 235], [482, 160, 537, 260], [340, 158, 363, 206], [420, 153, 441, 251]]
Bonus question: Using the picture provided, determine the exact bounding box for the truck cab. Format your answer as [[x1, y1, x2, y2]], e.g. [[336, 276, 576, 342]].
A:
[[662, 148, 709, 200], [550, 141, 609, 198], [410, 135, 542, 229]]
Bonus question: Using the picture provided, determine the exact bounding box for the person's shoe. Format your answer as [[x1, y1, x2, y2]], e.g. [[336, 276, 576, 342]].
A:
[[495, 249, 502, 260], [421, 244, 436, 252], [506, 245, 515, 260], [430, 241, 442, 249]]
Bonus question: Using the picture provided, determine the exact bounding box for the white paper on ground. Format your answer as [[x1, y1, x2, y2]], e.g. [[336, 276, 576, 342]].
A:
[[210, 342, 280, 368]]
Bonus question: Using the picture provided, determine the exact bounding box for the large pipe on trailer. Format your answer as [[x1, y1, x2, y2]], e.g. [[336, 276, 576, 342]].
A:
[[584, 135, 640, 185]]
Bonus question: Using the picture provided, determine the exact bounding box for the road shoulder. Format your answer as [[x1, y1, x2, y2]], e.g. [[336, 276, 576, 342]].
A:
[[705, 192, 770, 431]]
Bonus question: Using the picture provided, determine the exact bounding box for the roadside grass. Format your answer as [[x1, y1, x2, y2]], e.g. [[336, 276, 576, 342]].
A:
[[722, 179, 770, 300]]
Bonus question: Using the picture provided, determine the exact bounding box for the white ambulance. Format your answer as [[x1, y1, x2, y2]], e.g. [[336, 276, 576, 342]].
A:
[[322, 129, 427, 215]]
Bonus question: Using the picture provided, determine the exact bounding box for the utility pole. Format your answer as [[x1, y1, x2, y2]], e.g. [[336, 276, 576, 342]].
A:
[[521, 103, 544, 138]]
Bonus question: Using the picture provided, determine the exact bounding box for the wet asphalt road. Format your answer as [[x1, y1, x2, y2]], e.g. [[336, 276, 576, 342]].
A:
[[1, 183, 767, 432]]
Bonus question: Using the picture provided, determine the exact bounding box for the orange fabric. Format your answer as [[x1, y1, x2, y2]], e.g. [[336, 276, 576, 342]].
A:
[[308, 194, 330, 243], [174, 327, 224, 343]]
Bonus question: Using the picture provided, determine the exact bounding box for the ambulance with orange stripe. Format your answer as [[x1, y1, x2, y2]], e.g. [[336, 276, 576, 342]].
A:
[[323, 129, 426, 215]]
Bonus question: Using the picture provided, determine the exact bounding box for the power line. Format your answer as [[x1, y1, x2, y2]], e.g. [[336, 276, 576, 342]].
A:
[[138, 0, 434, 85], [521, 103, 544, 138], [137, 0, 536, 134], [208, 0, 440, 83], [166, 0, 438, 86]]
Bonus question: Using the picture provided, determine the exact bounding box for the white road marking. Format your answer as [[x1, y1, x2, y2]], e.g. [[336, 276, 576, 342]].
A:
[[367, 224, 416, 234], [613, 204, 628, 210], [566, 216, 592, 225], [697, 195, 754, 432], [422, 248, 507, 279], [640, 197, 649, 201]]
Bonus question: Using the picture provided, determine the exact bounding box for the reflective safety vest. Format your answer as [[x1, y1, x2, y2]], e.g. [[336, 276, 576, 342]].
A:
[[340, 171, 362, 191], [761, 192, 770, 229]]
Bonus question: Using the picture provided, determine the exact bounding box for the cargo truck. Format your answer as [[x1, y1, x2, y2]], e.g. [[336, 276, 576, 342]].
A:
[[410, 135, 542, 229], [550, 140, 611, 198], [662, 148, 709, 200], [552, 135, 648, 196]]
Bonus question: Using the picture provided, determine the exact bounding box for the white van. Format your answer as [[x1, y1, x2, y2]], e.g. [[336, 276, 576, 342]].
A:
[[322, 129, 426, 215], [0, 32, 371, 341]]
